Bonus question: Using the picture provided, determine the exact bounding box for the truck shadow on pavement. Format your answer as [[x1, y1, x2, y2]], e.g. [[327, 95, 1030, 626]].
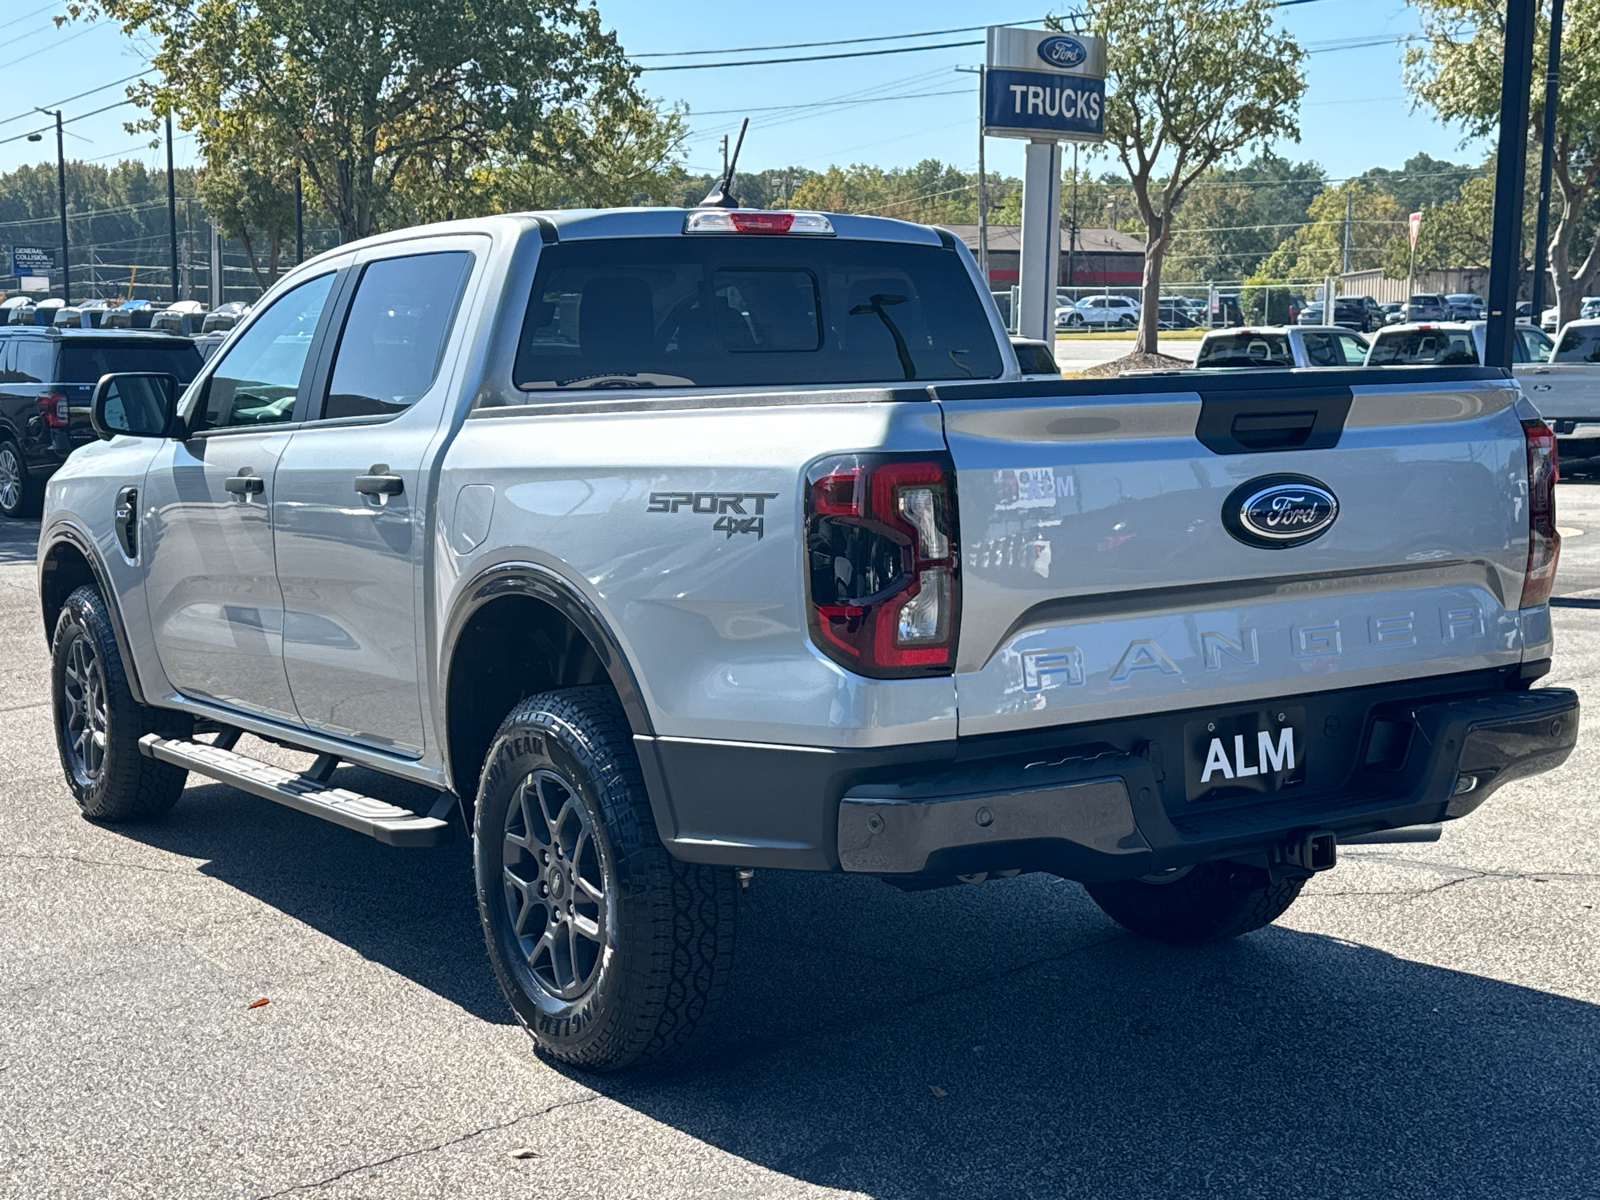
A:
[[129, 775, 1598, 1199]]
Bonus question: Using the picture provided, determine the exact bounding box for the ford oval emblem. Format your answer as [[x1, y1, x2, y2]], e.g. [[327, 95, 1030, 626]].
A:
[[1222, 475, 1339, 549], [1037, 35, 1088, 69]]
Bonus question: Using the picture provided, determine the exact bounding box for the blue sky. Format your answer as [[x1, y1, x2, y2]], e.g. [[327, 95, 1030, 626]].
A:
[[0, 0, 1490, 188]]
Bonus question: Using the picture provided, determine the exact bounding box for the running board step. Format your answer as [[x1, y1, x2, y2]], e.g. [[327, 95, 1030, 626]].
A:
[[139, 734, 452, 848]]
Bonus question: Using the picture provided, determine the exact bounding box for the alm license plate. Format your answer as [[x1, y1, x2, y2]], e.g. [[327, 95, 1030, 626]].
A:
[[1184, 708, 1306, 802]]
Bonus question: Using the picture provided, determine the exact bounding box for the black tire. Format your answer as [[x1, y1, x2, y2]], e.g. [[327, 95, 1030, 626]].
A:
[[0, 439, 39, 519], [51, 584, 192, 821], [1119, 313, 1136, 329], [474, 686, 737, 1071], [1084, 860, 1305, 945]]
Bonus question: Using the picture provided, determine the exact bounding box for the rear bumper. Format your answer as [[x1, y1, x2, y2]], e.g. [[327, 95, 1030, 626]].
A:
[[640, 667, 1577, 880]]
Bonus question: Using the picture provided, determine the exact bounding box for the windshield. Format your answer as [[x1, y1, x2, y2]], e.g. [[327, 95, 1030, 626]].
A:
[[60, 341, 203, 384], [1369, 329, 1478, 365], [513, 236, 1003, 390], [1555, 325, 1600, 363], [1195, 332, 1293, 367]]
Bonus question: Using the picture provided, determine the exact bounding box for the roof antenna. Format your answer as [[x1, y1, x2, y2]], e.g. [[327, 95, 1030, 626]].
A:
[[700, 118, 748, 209]]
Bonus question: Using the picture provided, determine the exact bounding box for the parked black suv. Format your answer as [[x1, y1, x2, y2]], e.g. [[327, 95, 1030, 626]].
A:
[[0, 328, 203, 517]]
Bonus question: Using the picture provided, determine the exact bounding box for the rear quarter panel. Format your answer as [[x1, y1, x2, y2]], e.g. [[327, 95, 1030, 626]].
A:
[[437, 397, 958, 748]]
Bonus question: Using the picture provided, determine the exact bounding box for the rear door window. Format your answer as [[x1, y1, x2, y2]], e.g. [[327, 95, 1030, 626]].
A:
[[513, 236, 1002, 391], [1368, 330, 1478, 365], [12, 339, 54, 383], [1555, 325, 1600, 363], [1335, 333, 1368, 364], [321, 250, 475, 420], [1517, 328, 1553, 363], [61, 342, 203, 384], [1300, 332, 1340, 366]]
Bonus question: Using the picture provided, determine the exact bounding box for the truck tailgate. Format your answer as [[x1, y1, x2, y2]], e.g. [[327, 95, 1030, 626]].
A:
[[934, 369, 1541, 739]]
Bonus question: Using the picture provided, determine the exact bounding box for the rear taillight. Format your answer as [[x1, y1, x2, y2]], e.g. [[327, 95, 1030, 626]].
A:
[[1521, 418, 1560, 608], [805, 454, 959, 677], [39, 391, 68, 429]]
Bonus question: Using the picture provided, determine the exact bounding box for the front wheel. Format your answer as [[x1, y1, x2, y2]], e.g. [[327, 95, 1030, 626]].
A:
[[1084, 860, 1305, 944], [474, 686, 738, 1071], [51, 585, 191, 821]]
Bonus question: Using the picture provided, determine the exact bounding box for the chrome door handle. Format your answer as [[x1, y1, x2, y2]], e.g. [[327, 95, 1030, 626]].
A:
[[224, 471, 264, 496], [354, 464, 404, 496]]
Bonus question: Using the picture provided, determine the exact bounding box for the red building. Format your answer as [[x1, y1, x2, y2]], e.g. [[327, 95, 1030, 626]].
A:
[[944, 223, 1146, 289]]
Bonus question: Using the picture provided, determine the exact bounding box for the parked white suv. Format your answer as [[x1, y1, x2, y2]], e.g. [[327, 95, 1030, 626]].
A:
[[1074, 295, 1140, 329]]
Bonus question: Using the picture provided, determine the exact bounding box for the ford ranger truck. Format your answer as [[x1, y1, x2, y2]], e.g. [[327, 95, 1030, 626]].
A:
[[38, 208, 1578, 1071]]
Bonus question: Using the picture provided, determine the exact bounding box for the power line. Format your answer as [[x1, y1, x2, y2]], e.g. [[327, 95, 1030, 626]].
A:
[[635, 17, 1052, 59], [0, 98, 139, 148], [0, 19, 102, 73], [0, 71, 155, 130], [0, 3, 63, 33], [642, 39, 982, 72], [691, 88, 972, 118]]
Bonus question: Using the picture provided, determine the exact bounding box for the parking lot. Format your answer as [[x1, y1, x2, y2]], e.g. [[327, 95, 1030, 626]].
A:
[[2, 480, 1598, 1199]]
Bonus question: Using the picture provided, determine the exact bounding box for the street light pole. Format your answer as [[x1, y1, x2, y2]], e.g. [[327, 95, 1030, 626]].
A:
[[35, 108, 69, 305], [1484, 0, 1537, 369], [166, 113, 179, 303], [1530, 0, 1564, 323]]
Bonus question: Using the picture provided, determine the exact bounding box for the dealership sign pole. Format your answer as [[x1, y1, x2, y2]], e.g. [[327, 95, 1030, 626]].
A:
[[984, 26, 1107, 343]]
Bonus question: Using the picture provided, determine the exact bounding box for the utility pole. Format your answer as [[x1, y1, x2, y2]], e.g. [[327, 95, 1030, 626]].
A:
[[209, 220, 222, 307], [1484, 0, 1536, 369], [166, 113, 179, 303], [1341, 190, 1353, 275], [294, 168, 305, 265], [1530, 0, 1564, 323], [35, 108, 70, 304]]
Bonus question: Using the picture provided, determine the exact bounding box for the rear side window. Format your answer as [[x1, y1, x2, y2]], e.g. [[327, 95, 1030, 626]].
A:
[[322, 250, 474, 420], [12, 339, 55, 383], [1336, 333, 1368, 363], [1301, 332, 1341, 366], [1368, 330, 1478, 365], [1556, 325, 1600, 363], [1516, 329, 1552, 364], [61, 342, 203, 385], [1195, 332, 1292, 367], [512, 236, 1002, 391]]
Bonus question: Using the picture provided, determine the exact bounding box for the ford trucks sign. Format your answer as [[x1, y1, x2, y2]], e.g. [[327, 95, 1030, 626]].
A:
[[1223, 476, 1340, 549], [1037, 35, 1088, 68]]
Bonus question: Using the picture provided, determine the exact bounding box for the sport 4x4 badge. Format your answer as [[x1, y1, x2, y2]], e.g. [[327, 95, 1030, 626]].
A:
[[647, 491, 779, 540]]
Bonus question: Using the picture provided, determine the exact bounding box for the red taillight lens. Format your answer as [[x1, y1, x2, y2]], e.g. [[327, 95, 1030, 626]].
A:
[[805, 454, 960, 677], [39, 392, 68, 429], [1521, 418, 1560, 608]]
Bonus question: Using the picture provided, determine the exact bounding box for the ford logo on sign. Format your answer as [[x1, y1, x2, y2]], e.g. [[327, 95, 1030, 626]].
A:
[[1222, 475, 1339, 549], [1037, 35, 1088, 69]]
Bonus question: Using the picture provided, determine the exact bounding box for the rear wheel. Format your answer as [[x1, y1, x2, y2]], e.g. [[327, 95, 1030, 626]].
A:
[[474, 686, 738, 1071], [0, 440, 38, 519], [1118, 313, 1136, 329], [51, 585, 191, 821], [1084, 860, 1305, 944]]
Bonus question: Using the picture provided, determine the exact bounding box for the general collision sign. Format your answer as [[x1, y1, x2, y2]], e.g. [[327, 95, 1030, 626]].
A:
[[983, 30, 1106, 142]]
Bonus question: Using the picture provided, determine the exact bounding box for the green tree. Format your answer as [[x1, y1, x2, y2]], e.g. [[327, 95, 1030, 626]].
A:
[[195, 133, 297, 291], [1166, 152, 1326, 283], [67, 0, 645, 243], [1359, 152, 1479, 214], [1404, 0, 1600, 325], [1059, 0, 1308, 354], [1249, 179, 1406, 283]]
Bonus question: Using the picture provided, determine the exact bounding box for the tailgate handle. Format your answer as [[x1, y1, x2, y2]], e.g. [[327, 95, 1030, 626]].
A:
[[1230, 410, 1317, 450]]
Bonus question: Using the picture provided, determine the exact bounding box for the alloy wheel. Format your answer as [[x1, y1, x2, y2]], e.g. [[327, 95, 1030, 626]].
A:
[[501, 768, 609, 1000], [0, 445, 21, 513], [61, 629, 108, 787]]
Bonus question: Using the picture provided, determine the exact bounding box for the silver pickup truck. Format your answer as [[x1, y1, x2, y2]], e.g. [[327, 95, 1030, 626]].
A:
[[38, 207, 1579, 1071]]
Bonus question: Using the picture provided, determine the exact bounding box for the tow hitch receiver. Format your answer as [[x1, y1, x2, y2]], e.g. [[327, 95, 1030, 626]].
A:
[[1273, 830, 1337, 879]]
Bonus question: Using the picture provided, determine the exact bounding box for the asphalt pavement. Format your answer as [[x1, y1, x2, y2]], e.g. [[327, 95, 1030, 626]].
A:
[[1054, 334, 1200, 373], [2, 478, 1598, 1199]]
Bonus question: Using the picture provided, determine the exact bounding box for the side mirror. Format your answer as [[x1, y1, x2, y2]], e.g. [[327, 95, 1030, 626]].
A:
[[91, 373, 181, 441]]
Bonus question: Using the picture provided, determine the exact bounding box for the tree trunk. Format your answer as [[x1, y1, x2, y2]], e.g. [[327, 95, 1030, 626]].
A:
[[1136, 213, 1168, 356], [1548, 167, 1598, 329]]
